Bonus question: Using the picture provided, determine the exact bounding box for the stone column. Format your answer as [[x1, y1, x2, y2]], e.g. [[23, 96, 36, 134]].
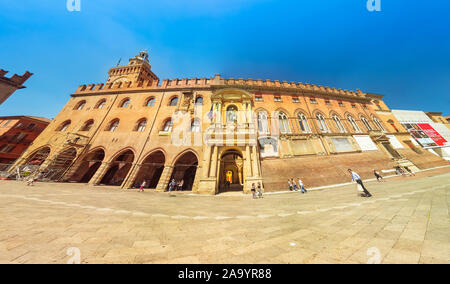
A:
[[156, 165, 174, 192], [122, 163, 142, 189], [202, 145, 212, 178], [209, 146, 219, 178], [245, 145, 253, 177], [252, 145, 260, 177], [88, 162, 110, 186]]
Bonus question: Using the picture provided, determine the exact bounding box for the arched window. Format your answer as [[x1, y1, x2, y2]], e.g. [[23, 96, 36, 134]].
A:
[[373, 116, 386, 132], [191, 119, 201, 132], [80, 120, 94, 132], [278, 112, 291, 134], [361, 116, 372, 131], [107, 119, 120, 132], [195, 97, 203, 106], [120, 98, 130, 108], [74, 101, 86, 110], [297, 113, 311, 133], [169, 97, 178, 106], [347, 115, 361, 133], [316, 114, 329, 133], [332, 115, 347, 133], [135, 119, 147, 132], [96, 99, 106, 109], [258, 111, 269, 134], [162, 119, 173, 132], [58, 120, 71, 132], [145, 97, 155, 107]]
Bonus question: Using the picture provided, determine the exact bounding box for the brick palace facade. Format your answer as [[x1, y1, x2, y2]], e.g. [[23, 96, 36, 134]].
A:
[[11, 52, 449, 194]]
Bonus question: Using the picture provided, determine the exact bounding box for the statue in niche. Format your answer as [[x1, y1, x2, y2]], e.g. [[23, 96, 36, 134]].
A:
[[226, 105, 238, 124]]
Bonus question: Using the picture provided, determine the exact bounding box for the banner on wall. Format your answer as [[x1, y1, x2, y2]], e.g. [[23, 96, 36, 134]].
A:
[[402, 123, 438, 148], [417, 123, 448, 147]]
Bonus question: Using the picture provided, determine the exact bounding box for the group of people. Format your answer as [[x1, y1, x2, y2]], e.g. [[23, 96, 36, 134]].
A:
[[287, 178, 308, 194], [251, 182, 264, 199], [167, 179, 184, 194]]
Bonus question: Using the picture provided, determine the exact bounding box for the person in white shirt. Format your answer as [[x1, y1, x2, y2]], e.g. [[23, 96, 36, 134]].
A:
[[348, 169, 372, 197], [297, 178, 307, 194]]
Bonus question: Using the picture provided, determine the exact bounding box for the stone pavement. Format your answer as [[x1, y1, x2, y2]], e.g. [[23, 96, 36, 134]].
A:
[[0, 167, 449, 264]]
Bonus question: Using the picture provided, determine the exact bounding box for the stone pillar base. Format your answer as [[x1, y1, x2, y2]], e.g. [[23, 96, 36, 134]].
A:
[[197, 178, 217, 195]]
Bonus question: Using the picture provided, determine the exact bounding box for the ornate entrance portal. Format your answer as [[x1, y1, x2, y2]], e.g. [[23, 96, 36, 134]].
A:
[[219, 150, 244, 192]]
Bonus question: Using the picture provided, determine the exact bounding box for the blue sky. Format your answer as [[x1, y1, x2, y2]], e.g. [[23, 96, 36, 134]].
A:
[[0, 0, 449, 118]]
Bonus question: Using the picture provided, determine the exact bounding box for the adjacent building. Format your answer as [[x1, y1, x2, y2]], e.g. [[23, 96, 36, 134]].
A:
[[0, 69, 33, 105], [10, 52, 449, 193], [0, 116, 51, 167]]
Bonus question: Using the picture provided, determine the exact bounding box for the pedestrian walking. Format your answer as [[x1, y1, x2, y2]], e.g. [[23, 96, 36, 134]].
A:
[[297, 178, 307, 193], [251, 183, 257, 199], [291, 178, 298, 191], [139, 181, 146, 192], [373, 170, 384, 182], [288, 179, 293, 191], [257, 183, 263, 198], [168, 179, 176, 194], [348, 169, 372, 198]]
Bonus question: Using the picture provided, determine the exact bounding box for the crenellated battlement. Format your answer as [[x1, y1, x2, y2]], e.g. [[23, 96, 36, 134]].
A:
[[73, 74, 372, 99]]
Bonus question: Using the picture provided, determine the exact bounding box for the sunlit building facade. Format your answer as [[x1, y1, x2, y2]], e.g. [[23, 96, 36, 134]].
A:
[[11, 52, 449, 193]]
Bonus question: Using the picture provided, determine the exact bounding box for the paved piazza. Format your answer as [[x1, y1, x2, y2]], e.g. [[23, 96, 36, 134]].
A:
[[0, 167, 449, 264]]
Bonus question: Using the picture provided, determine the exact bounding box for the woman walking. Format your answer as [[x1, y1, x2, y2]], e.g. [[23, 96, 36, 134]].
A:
[[139, 180, 146, 192]]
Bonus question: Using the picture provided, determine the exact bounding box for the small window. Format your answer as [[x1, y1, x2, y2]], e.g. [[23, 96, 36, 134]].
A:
[[136, 119, 147, 132], [195, 97, 203, 106], [58, 120, 71, 132], [27, 123, 36, 130], [74, 101, 86, 110], [80, 120, 94, 132], [162, 119, 173, 132], [107, 119, 120, 132], [325, 100, 331, 106], [255, 95, 263, 102], [338, 101, 344, 107], [274, 96, 282, 102], [351, 104, 357, 108], [292, 97, 300, 103], [120, 98, 130, 108], [310, 97, 317, 104], [169, 97, 178, 106], [96, 99, 106, 109], [145, 97, 155, 107]]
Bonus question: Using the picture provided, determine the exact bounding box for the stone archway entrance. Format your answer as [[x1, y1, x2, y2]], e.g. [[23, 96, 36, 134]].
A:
[[133, 151, 165, 189], [70, 149, 105, 183], [169, 152, 198, 191], [25, 147, 51, 166], [100, 150, 134, 186], [219, 150, 244, 192]]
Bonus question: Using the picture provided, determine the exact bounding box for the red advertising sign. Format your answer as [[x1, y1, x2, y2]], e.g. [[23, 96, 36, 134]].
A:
[[417, 123, 448, 147]]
